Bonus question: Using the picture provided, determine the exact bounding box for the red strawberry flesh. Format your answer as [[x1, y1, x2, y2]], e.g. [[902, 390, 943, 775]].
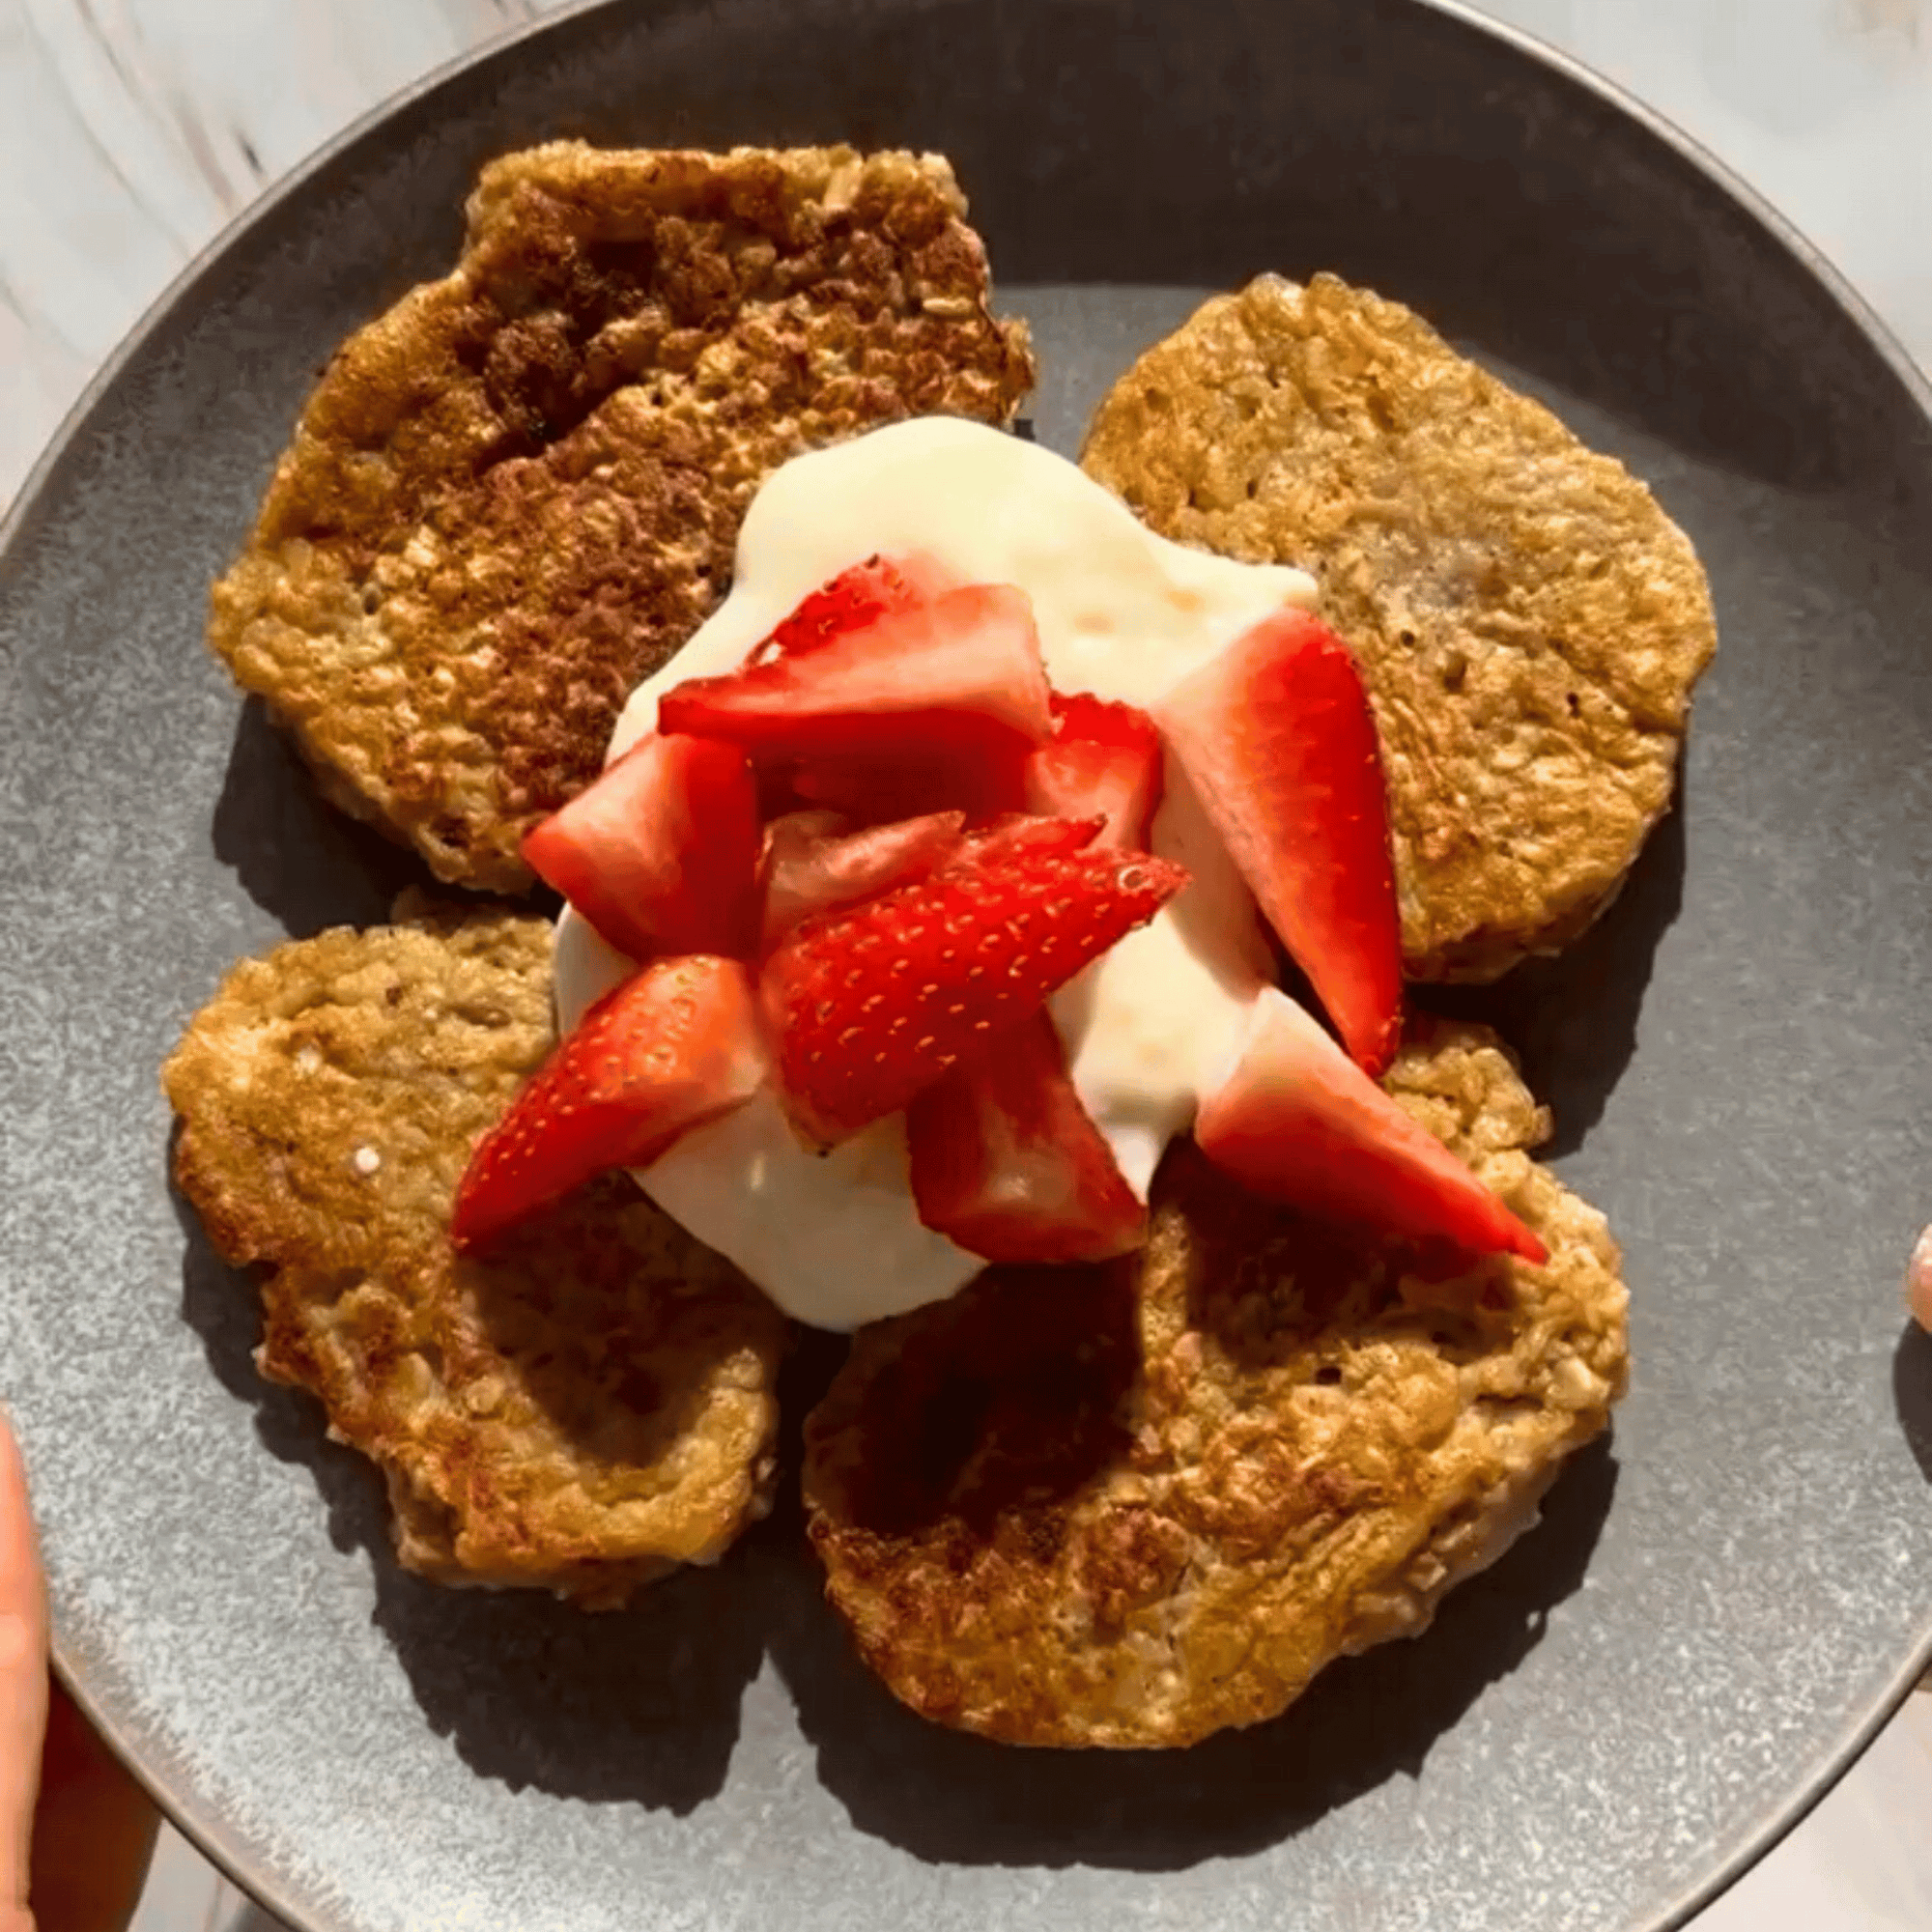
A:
[[759, 809, 967, 952], [907, 1010, 1146, 1263], [1024, 692, 1164, 850], [450, 955, 768, 1251], [763, 823, 1188, 1147], [522, 732, 759, 961], [1157, 609, 1404, 1074], [1194, 990, 1548, 1264], [745, 552, 958, 666], [659, 582, 1053, 769], [782, 738, 1031, 827], [955, 812, 1106, 861]]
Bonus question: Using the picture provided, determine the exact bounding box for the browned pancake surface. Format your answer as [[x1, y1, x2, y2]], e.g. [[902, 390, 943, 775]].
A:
[[210, 143, 1037, 889], [162, 897, 788, 1606], [804, 1021, 1628, 1747], [1081, 273, 1716, 980]]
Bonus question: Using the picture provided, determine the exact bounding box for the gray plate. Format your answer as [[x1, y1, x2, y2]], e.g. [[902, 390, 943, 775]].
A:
[[3, 1, 1930, 1928]]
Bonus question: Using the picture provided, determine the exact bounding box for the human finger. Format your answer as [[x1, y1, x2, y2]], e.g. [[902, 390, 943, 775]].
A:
[[1906, 1225, 1932, 1333], [0, 1408, 49, 1926]]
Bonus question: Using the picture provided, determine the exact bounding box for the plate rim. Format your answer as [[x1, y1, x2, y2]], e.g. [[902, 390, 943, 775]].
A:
[[8, 1, 1929, 1927]]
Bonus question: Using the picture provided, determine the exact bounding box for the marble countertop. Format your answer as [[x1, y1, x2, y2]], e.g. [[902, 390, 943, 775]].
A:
[[4, 2, 1927, 1929]]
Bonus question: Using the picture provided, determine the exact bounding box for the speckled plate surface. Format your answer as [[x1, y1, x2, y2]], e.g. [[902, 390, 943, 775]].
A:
[[4, 1, 1931, 1927]]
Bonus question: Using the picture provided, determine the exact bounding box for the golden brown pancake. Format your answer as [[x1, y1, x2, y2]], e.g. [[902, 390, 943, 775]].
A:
[[162, 895, 789, 1607], [1081, 273, 1716, 982], [209, 143, 1037, 891], [803, 1020, 1627, 1747]]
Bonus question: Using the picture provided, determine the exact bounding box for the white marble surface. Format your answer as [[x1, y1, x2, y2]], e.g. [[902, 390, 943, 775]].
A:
[[3, 1, 1927, 1928]]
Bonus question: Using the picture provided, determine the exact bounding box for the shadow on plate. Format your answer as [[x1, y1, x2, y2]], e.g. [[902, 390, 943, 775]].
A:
[[1896, 1322, 1932, 1486], [213, 699, 429, 937], [231, 1909, 293, 1932], [1420, 798, 1687, 1159], [173, 1189, 763, 1812], [771, 1431, 1616, 1869]]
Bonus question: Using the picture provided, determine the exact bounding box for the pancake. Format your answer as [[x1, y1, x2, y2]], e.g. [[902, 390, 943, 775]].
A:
[[803, 1019, 1627, 1747], [1081, 273, 1716, 981], [209, 142, 1037, 892], [162, 895, 789, 1606]]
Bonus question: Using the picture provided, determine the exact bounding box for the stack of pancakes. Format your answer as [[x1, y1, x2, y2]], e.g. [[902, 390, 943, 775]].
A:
[[166, 142, 1713, 1747]]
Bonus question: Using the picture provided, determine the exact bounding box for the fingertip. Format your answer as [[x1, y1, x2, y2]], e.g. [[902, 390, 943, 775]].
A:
[[0, 1402, 43, 1626], [1905, 1225, 1932, 1333], [0, 1406, 28, 1530], [0, 1404, 31, 1518], [0, 1400, 46, 1920]]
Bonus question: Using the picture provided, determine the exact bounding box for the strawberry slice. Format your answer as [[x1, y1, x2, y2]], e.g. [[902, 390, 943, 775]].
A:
[[907, 1010, 1146, 1263], [759, 808, 966, 952], [1194, 989, 1547, 1264], [659, 582, 1053, 771], [955, 812, 1105, 861], [451, 955, 768, 1251], [783, 737, 1031, 827], [1023, 693, 1164, 849], [522, 733, 759, 961], [1157, 610, 1403, 1075], [763, 823, 1188, 1146], [745, 553, 957, 666]]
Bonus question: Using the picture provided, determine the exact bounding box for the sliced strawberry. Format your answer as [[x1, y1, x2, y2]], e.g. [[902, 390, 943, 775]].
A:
[[522, 733, 759, 961], [451, 956, 768, 1251], [907, 1010, 1145, 1263], [759, 808, 967, 952], [784, 736, 1032, 826], [745, 553, 958, 666], [1157, 610, 1403, 1075], [956, 812, 1105, 861], [1024, 693, 1164, 849], [659, 582, 1053, 772], [764, 826, 1187, 1146], [1194, 990, 1547, 1264]]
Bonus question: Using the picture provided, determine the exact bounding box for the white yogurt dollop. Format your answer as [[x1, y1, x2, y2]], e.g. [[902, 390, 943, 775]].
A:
[[553, 417, 1316, 1328]]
